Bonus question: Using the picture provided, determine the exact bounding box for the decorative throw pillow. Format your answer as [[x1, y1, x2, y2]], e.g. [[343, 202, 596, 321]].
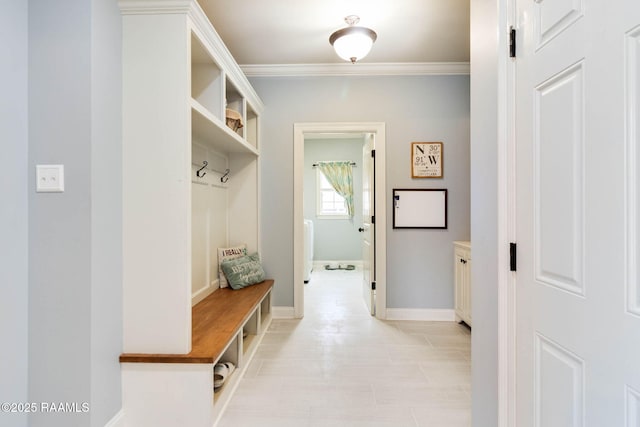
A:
[[217, 244, 247, 288], [220, 253, 265, 290]]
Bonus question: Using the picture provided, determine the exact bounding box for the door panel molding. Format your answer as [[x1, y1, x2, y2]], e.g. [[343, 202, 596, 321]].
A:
[[625, 385, 640, 426], [626, 26, 640, 317], [535, 0, 584, 51], [535, 333, 585, 427], [534, 61, 585, 297]]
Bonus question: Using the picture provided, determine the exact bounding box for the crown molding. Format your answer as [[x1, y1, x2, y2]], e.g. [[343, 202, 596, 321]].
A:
[[240, 62, 470, 77], [118, 0, 194, 14]]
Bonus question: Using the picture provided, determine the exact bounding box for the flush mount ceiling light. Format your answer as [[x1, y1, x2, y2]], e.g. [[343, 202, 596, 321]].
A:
[[329, 15, 377, 64]]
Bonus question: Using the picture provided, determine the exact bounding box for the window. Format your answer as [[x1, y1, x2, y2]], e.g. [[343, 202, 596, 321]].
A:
[[317, 170, 348, 218]]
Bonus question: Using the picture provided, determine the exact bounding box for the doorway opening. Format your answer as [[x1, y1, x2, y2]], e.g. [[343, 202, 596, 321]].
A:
[[293, 122, 387, 319], [304, 134, 363, 274]]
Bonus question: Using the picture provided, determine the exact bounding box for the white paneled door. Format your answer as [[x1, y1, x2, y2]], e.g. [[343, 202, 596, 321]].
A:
[[515, 0, 640, 425], [362, 134, 375, 315]]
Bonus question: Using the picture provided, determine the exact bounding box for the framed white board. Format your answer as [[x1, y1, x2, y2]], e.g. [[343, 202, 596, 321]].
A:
[[392, 189, 447, 229]]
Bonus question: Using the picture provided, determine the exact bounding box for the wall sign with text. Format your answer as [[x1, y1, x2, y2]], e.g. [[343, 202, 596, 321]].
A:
[[411, 142, 443, 178]]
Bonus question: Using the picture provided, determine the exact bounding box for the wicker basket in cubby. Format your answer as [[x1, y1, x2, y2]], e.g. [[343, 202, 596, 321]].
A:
[[225, 108, 243, 132]]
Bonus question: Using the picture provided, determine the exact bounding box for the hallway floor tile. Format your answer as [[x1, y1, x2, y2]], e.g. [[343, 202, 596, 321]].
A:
[[218, 268, 471, 427]]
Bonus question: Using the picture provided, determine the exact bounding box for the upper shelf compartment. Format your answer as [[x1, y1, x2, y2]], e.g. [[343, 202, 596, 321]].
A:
[[189, 10, 263, 155], [191, 99, 258, 155], [191, 33, 223, 120], [224, 78, 259, 149]]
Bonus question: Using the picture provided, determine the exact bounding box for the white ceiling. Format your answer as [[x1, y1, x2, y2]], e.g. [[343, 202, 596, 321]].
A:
[[199, 0, 470, 75]]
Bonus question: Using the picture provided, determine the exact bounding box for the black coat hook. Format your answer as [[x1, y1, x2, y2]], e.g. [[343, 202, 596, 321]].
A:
[[196, 161, 208, 178], [221, 168, 230, 183]]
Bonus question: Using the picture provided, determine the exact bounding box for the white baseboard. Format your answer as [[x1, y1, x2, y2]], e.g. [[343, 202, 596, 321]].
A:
[[272, 306, 296, 319], [385, 308, 456, 321], [105, 409, 124, 427]]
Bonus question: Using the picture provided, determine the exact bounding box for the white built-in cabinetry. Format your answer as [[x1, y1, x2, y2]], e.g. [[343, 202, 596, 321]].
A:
[[454, 241, 472, 327], [119, 0, 265, 425]]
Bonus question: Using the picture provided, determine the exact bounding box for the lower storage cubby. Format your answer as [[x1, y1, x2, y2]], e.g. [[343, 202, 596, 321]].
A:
[[260, 292, 272, 331], [213, 333, 240, 400], [242, 308, 259, 355]]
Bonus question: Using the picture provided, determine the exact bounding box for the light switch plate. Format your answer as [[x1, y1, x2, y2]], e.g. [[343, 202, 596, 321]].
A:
[[36, 164, 65, 192]]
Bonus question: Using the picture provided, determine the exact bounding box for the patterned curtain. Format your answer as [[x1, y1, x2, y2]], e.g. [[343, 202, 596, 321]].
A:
[[316, 161, 354, 217]]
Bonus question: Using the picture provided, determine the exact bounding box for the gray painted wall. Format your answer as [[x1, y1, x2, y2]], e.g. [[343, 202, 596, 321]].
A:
[[90, 0, 123, 425], [251, 76, 470, 309], [304, 138, 363, 262], [0, 1, 29, 426], [26, 0, 122, 425], [470, 0, 502, 424], [28, 1, 92, 424]]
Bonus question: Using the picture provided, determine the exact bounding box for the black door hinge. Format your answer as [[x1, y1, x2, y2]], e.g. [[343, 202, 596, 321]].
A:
[[510, 243, 517, 272], [371, 281, 376, 290], [371, 149, 376, 158], [371, 215, 375, 224], [509, 26, 516, 58]]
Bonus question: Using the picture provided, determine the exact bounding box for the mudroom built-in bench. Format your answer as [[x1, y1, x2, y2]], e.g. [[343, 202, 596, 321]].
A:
[[119, 0, 268, 425], [120, 280, 273, 426]]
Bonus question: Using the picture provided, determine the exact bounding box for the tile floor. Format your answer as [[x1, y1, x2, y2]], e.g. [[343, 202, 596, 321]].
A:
[[218, 268, 471, 427]]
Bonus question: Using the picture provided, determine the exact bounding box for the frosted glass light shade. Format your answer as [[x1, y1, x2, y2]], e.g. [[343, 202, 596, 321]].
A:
[[329, 26, 377, 63]]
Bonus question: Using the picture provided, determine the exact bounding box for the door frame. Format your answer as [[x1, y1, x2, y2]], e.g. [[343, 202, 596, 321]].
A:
[[293, 122, 387, 319], [499, 0, 517, 424]]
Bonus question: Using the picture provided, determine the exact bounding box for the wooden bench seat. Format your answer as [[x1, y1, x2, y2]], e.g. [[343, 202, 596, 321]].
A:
[[120, 280, 274, 364]]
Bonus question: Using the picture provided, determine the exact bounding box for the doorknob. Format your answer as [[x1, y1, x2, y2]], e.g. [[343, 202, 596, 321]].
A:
[[358, 227, 365, 232]]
